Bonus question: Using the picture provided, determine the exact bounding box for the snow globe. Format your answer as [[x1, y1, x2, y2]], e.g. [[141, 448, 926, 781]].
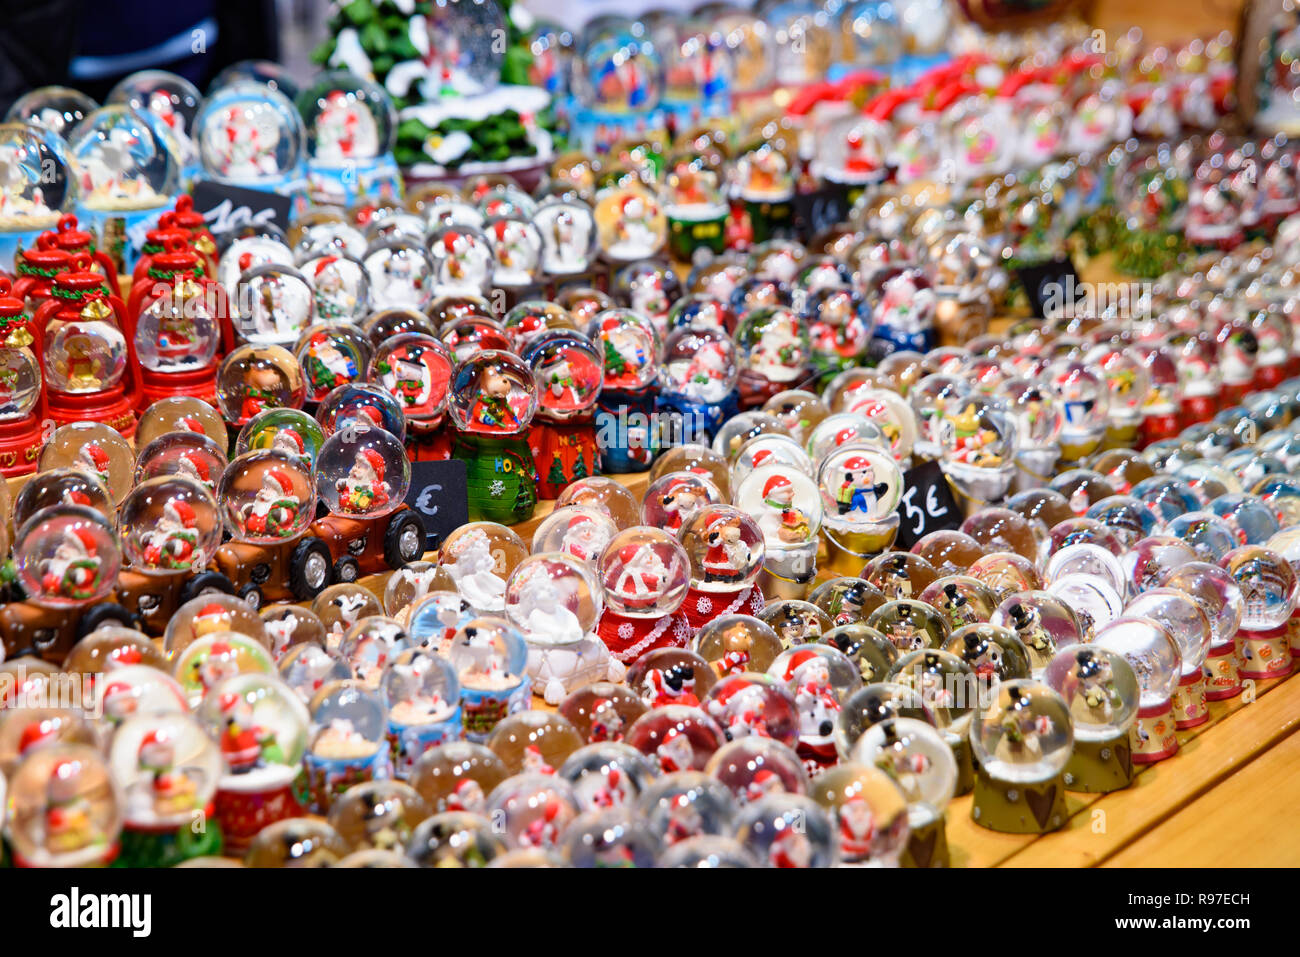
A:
[[635, 769, 736, 843], [485, 710, 584, 778], [760, 599, 833, 649], [403, 811, 505, 866], [6, 86, 96, 138], [1044, 359, 1109, 462], [68, 105, 178, 272], [701, 672, 800, 748], [364, 239, 436, 312], [850, 717, 957, 868], [733, 305, 811, 408], [677, 505, 767, 631], [338, 616, 410, 688], [970, 679, 1073, 834], [1043, 644, 1140, 793], [235, 408, 325, 468], [808, 760, 910, 866], [1093, 617, 1182, 765], [535, 199, 598, 279], [934, 393, 1018, 512], [570, 25, 666, 154], [162, 592, 269, 659], [196, 673, 309, 854], [117, 474, 221, 576], [1221, 545, 1297, 680], [298, 70, 401, 207], [366, 331, 454, 457], [595, 183, 667, 265], [767, 644, 859, 770], [730, 140, 795, 245], [109, 711, 222, 866], [437, 522, 527, 615], [261, 603, 329, 661], [382, 649, 461, 777], [522, 329, 603, 500], [704, 735, 809, 805], [989, 591, 1084, 677], [596, 526, 692, 665], [559, 684, 648, 746], [214, 451, 317, 575], [1125, 588, 1214, 730], [327, 779, 429, 853], [194, 82, 304, 194], [733, 462, 823, 599], [409, 740, 508, 815], [486, 773, 580, 850], [657, 326, 739, 443], [816, 443, 902, 574], [38, 420, 133, 504], [293, 326, 369, 402], [0, 123, 74, 273], [448, 351, 540, 525], [732, 792, 834, 867], [446, 618, 530, 741], [662, 151, 729, 260], [6, 743, 122, 866], [215, 344, 306, 428], [299, 679, 387, 814], [242, 818, 347, 867], [14, 503, 120, 609], [505, 552, 620, 705], [555, 475, 641, 530]]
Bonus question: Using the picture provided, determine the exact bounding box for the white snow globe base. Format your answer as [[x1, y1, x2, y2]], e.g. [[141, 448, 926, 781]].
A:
[[526, 635, 627, 706]]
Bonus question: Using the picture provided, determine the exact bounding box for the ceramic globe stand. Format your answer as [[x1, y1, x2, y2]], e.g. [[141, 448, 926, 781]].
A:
[[1062, 730, 1134, 794], [971, 766, 1068, 834], [526, 635, 626, 706], [1173, 669, 1209, 729], [1236, 622, 1292, 680], [1130, 700, 1179, 765], [1011, 445, 1059, 495], [1204, 641, 1242, 700], [680, 585, 766, 633], [901, 813, 950, 868], [949, 735, 975, 796], [596, 610, 693, 664]]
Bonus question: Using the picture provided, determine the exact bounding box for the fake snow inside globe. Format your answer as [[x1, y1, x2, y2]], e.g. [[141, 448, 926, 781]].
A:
[[195, 673, 309, 781], [1042, 645, 1140, 742], [573, 26, 664, 113], [660, 327, 739, 406], [7, 744, 122, 867], [216, 344, 306, 425], [598, 526, 691, 618], [68, 105, 177, 210], [678, 505, 765, 592], [234, 264, 314, 347], [194, 83, 303, 185], [16, 504, 120, 606], [487, 773, 580, 850], [521, 330, 604, 419], [5, 86, 96, 138], [1045, 360, 1109, 451], [109, 712, 220, 831], [505, 553, 602, 646], [1092, 617, 1182, 710], [971, 679, 1073, 784], [382, 648, 460, 728], [531, 506, 618, 565], [162, 593, 269, 659], [217, 449, 317, 544], [849, 717, 957, 829], [134, 283, 220, 372], [117, 475, 221, 573], [38, 421, 133, 503], [277, 645, 351, 703], [314, 423, 409, 519], [0, 123, 74, 235], [236, 407, 325, 467], [626, 709, 728, 776], [298, 70, 395, 164], [41, 306, 129, 396], [447, 351, 538, 435], [367, 332, 454, 423], [1220, 546, 1298, 629], [446, 618, 528, 692]]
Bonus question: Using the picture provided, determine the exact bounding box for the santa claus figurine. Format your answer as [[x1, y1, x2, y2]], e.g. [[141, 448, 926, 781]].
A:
[[136, 727, 200, 817], [597, 538, 693, 664], [445, 777, 487, 814], [588, 697, 625, 742], [336, 447, 390, 514], [679, 508, 766, 633], [640, 662, 700, 709], [837, 795, 876, 863], [303, 331, 357, 394], [217, 692, 284, 774], [44, 757, 103, 857], [141, 498, 200, 570], [781, 649, 843, 769], [655, 726, 696, 773], [77, 442, 113, 486], [243, 467, 300, 537], [39, 526, 103, 600], [176, 450, 213, 488], [760, 474, 811, 545]]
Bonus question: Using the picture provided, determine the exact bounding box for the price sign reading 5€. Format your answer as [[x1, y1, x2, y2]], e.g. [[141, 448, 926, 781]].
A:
[[403, 458, 470, 551], [893, 460, 962, 550]]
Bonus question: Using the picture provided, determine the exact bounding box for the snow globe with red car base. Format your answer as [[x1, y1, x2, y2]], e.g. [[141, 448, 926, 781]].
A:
[[587, 308, 661, 473], [522, 329, 604, 499], [446, 617, 531, 742], [448, 351, 540, 525], [7, 743, 123, 867], [4, 503, 123, 663], [1093, 617, 1182, 766], [596, 526, 693, 666], [309, 419, 424, 583], [506, 552, 622, 706], [195, 673, 309, 855], [32, 256, 138, 437], [1043, 644, 1140, 794], [0, 277, 44, 476], [212, 449, 328, 607], [299, 678, 388, 815], [676, 505, 767, 633], [108, 711, 223, 866], [215, 343, 307, 432]]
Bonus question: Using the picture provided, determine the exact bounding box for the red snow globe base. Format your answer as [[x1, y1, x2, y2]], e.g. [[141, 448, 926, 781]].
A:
[[1138, 410, 1182, 450], [137, 364, 218, 410], [0, 415, 41, 476], [47, 387, 138, 438], [597, 610, 692, 664], [680, 585, 766, 633], [1181, 393, 1219, 427], [213, 782, 303, 857], [531, 418, 599, 500]]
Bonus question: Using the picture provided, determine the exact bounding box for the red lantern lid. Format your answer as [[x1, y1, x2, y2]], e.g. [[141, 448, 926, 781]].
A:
[[0, 277, 26, 319], [173, 194, 207, 229], [19, 232, 72, 270], [52, 256, 109, 297], [149, 236, 199, 274], [51, 214, 94, 251]]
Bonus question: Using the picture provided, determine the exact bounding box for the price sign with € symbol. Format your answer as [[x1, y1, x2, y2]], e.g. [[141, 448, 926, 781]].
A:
[[401, 458, 470, 551], [893, 460, 962, 550]]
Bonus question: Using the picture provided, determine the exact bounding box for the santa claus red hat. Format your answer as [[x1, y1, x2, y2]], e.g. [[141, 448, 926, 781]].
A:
[[356, 447, 385, 480], [63, 526, 97, 557], [198, 602, 227, 619], [138, 727, 172, 754], [277, 428, 306, 454], [750, 449, 773, 468], [442, 231, 462, 253], [762, 474, 792, 500], [18, 719, 57, 756], [178, 416, 205, 434], [833, 428, 856, 446], [313, 256, 340, 278], [217, 691, 242, 715], [62, 489, 92, 506], [264, 467, 294, 495], [164, 498, 197, 528], [237, 252, 254, 273], [492, 219, 510, 242], [179, 451, 210, 482], [617, 543, 644, 566], [782, 648, 821, 683], [81, 443, 110, 471]]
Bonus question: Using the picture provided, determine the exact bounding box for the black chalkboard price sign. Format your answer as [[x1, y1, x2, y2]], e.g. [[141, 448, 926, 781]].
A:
[[892, 459, 963, 550], [403, 458, 470, 551]]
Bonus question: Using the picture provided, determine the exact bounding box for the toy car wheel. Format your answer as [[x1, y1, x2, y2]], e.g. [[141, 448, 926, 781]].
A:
[[291, 538, 333, 600], [333, 556, 360, 584], [180, 570, 236, 605], [384, 510, 427, 569], [77, 602, 137, 639], [238, 583, 264, 609]]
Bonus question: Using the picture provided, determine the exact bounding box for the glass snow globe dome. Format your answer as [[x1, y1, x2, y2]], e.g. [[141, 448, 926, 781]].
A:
[[573, 22, 665, 114], [68, 105, 178, 211], [297, 70, 397, 165], [194, 82, 305, 187], [6, 86, 97, 138], [0, 123, 76, 254]]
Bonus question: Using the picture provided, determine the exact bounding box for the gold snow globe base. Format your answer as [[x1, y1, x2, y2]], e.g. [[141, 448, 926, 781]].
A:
[[971, 766, 1068, 834], [901, 814, 950, 868], [822, 525, 896, 576], [951, 735, 975, 796], [757, 565, 813, 601], [1062, 733, 1134, 794]]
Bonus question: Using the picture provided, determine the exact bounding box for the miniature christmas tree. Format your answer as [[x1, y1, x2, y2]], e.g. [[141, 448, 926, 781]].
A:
[[602, 337, 627, 379], [546, 453, 566, 486]]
